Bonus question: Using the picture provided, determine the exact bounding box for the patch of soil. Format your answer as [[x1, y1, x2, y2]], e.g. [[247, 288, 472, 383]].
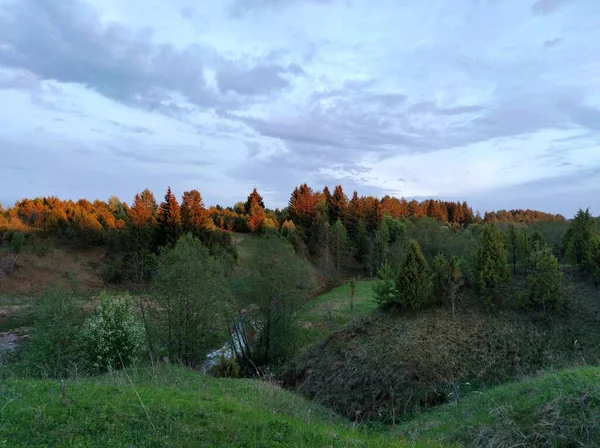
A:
[[0, 247, 106, 295]]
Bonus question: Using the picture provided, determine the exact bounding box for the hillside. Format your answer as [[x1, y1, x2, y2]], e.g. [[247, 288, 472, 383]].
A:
[[2, 363, 599, 447], [396, 366, 600, 446], [283, 273, 600, 423], [0, 245, 105, 296], [0, 365, 421, 448]]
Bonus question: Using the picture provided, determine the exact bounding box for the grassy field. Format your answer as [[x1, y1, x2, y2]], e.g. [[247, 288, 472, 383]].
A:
[[396, 366, 600, 446], [2, 363, 599, 446], [0, 365, 425, 448], [298, 280, 379, 348]]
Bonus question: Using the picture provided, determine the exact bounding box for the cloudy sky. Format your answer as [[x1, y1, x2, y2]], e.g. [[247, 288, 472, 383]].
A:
[[0, 0, 598, 215]]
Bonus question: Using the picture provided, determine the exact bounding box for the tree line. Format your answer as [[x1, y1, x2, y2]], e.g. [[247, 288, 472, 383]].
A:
[[372, 208, 600, 315]]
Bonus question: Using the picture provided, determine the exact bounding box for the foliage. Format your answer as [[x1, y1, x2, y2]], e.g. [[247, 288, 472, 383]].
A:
[[472, 224, 509, 308], [396, 240, 431, 310], [233, 233, 314, 367], [329, 218, 350, 271], [209, 356, 241, 378], [8, 231, 26, 253], [18, 286, 86, 378], [526, 248, 563, 311], [150, 233, 233, 367], [156, 186, 182, 247], [373, 262, 398, 309], [431, 253, 451, 306], [79, 293, 146, 373], [564, 208, 597, 272]]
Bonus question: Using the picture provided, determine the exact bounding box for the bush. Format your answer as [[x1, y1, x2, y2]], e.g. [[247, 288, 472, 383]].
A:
[[9, 231, 26, 253], [209, 356, 241, 378], [19, 286, 85, 378], [79, 293, 147, 373]]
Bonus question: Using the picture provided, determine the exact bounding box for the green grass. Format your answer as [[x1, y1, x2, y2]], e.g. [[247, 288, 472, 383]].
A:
[[298, 280, 379, 348], [396, 367, 600, 446], [0, 365, 425, 448], [232, 232, 263, 267]]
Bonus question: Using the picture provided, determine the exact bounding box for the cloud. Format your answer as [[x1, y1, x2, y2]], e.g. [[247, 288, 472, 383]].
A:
[[216, 62, 304, 96], [531, 0, 571, 15], [0, 0, 223, 109], [543, 37, 565, 48], [1, 0, 599, 214]]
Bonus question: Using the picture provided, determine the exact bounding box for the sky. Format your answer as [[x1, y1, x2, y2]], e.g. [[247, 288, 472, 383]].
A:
[[0, 0, 599, 216]]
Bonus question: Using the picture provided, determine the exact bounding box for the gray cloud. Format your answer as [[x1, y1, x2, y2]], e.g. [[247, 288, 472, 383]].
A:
[[0, 0, 224, 109], [216, 62, 304, 96], [543, 37, 565, 48]]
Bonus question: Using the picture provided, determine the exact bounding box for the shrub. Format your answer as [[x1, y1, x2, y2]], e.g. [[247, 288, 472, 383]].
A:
[[19, 286, 85, 378], [79, 293, 146, 373], [209, 356, 241, 378], [9, 232, 26, 253]]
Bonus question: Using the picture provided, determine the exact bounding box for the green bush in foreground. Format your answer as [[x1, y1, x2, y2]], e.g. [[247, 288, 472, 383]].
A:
[[79, 293, 146, 373]]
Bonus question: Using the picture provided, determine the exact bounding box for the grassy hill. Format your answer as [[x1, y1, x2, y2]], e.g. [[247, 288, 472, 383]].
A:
[[0, 365, 422, 448], [396, 366, 600, 446], [2, 363, 599, 447], [283, 273, 600, 423]]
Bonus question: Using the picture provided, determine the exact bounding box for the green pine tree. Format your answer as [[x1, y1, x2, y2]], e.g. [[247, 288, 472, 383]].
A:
[[527, 248, 563, 313], [396, 240, 431, 310], [473, 224, 509, 308]]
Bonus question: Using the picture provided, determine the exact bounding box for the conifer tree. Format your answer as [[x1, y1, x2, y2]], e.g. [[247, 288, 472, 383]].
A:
[[396, 240, 431, 310], [129, 189, 158, 228], [246, 189, 267, 233], [432, 253, 451, 306], [563, 208, 597, 271], [181, 189, 214, 232], [527, 248, 563, 313], [156, 187, 181, 247], [473, 224, 509, 308], [330, 218, 350, 271], [329, 185, 348, 225], [244, 188, 265, 214], [353, 219, 369, 262]]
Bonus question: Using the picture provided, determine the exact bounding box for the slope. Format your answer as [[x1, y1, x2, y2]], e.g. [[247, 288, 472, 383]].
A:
[[0, 365, 423, 448], [396, 366, 600, 446], [283, 274, 600, 423]]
